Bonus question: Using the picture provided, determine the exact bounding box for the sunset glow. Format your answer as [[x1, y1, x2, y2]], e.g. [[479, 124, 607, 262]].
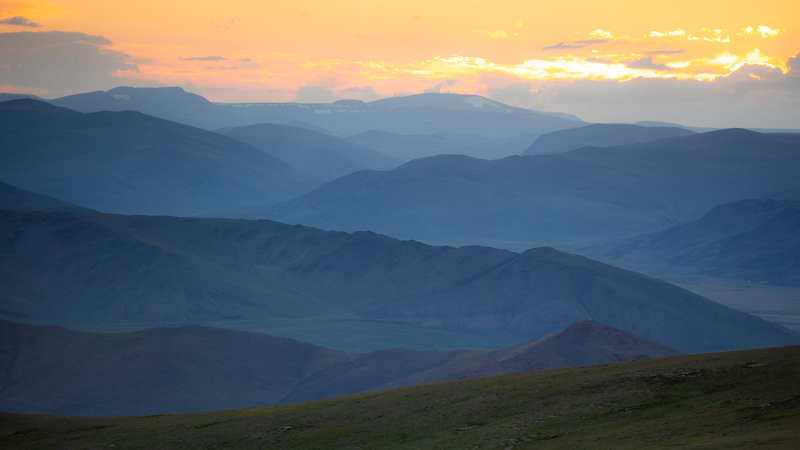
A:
[[1, 0, 798, 126]]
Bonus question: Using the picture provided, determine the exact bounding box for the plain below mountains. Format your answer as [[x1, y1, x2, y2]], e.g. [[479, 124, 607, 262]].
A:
[[251, 129, 800, 249], [1, 208, 797, 354], [0, 319, 683, 416], [223, 123, 403, 181], [0, 100, 319, 215], [584, 198, 800, 287]]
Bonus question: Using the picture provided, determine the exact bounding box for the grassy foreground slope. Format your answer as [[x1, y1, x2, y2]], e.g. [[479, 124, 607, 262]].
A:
[[2, 346, 798, 449]]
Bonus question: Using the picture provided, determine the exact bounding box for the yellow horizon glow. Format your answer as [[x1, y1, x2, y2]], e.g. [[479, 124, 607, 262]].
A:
[[0, 0, 798, 102]]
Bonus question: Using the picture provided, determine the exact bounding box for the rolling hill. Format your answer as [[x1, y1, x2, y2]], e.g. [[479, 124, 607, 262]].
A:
[[0, 99, 319, 215], [251, 129, 800, 249], [223, 123, 402, 181], [1, 209, 797, 353], [521, 123, 695, 155], [2, 345, 798, 448], [346, 129, 537, 161], [0, 180, 93, 212], [584, 198, 800, 286], [0, 319, 682, 416]]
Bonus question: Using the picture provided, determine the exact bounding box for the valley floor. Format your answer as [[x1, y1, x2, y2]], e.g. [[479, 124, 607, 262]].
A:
[[2, 345, 798, 449]]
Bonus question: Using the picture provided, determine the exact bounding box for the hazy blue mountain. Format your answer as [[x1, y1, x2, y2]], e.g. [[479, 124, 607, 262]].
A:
[[346, 130, 538, 161], [0, 319, 682, 416], [284, 120, 337, 136], [1, 209, 796, 353], [49, 87, 584, 137], [49, 86, 245, 130], [587, 199, 800, 286], [0, 93, 43, 102], [224, 124, 402, 181], [251, 129, 800, 250], [0, 100, 319, 215], [0, 181, 93, 212], [522, 123, 696, 155]]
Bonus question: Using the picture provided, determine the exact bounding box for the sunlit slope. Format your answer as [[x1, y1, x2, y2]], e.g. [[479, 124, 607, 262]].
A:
[[224, 123, 402, 181], [257, 129, 800, 249], [0, 320, 682, 416], [0, 100, 319, 215], [2, 345, 798, 449], [521, 123, 695, 155], [1, 209, 797, 353]]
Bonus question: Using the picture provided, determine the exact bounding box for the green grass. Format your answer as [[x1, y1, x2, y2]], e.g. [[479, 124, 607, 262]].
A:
[[2, 345, 799, 449]]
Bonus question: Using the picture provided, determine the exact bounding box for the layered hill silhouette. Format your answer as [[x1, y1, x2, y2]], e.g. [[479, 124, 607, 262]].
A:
[[223, 123, 402, 181], [586, 198, 800, 286], [1, 208, 797, 353], [521, 123, 695, 155], [0, 319, 682, 415], [0, 181, 92, 212], [252, 129, 800, 249], [45, 87, 585, 137], [346, 129, 537, 161], [0, 100, 319, 215]]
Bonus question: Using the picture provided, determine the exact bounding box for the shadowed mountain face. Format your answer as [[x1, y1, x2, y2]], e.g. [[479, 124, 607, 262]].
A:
[[346, 130, 538, 161], [48, 88, 584, 137], [251, 129, 800, 249], [0, 181, 93, 212], [0, 100, 319, 215], [0, 319, 682, 416], [586, 199, 800, 286], [521, 123, 696, 155], [224, 123, 402, 181], [1, 209, 797, 353]]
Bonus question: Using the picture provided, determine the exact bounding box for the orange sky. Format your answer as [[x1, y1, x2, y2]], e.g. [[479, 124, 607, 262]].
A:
[[1, 1, 799, 126]]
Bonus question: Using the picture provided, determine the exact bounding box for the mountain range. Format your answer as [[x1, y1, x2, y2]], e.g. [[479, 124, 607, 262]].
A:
[[223, 123, 402, 181], [585, 198, 800, 287], [1, 206, 797, 353], [248, 129, 800, 249], [521, 123, 696, 155], [45, 87, 585, 138], [0, 100, 318, 215], [0, 319, 683, 416]]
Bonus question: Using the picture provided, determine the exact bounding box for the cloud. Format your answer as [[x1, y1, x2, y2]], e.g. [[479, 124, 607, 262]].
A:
[[295, 85, 336, 103], [474, 29, 510, 39], [574, 39, 610, 44], [627, 56, 672, 71], [179, 55, 229, 61], [0, 16, 41, 27], [649, 29, 686, 37], [757, 25, 780, 38], [0, 31, 136, 92], [485, 62, 800, 128], [0, 30, 111, 49], [644, 50, 685, 56], [585, 57, 615, 64], [589, 29, 613, 39], [543, 41, 584, 50], [424, 79, 458, 93], [341, 85, 380, 101], [513, 21, 523, 28]]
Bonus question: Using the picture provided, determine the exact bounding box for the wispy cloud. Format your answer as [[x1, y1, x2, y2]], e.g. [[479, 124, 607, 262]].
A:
[[0, 16, 41, 27], [627, 56, 672, 71], [543, 42, 585, 50], [474, 29, 514, 39], [424, 78, 458, 93], [179, 55, 229, 61]]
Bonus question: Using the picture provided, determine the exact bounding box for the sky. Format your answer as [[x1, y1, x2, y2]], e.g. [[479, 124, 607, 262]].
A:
[[0, 0, 798, 127]]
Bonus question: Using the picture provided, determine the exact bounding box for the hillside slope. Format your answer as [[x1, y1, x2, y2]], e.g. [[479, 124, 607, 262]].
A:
[[224, 123, 402, 181], [0, 100, 318, 215], [1, 209, 797, 353], [521, 123, 695, 155], [2, 345, 798, 449], [251, 129, 800, 249], [0, 320, 682, 415]]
